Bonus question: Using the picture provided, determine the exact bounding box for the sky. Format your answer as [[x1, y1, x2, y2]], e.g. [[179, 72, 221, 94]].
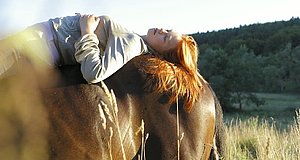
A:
[[0, 0, 299, 38]]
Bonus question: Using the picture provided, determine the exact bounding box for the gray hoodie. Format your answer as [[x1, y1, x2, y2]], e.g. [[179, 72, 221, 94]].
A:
[[49, 15, 148, 83]]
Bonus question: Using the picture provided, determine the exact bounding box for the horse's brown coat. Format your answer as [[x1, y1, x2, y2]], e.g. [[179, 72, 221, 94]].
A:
[[0, 55, 225, 159]]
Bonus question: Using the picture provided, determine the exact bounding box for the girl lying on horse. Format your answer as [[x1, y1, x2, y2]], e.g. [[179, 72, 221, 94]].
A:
[[0, 14, 201, 111]]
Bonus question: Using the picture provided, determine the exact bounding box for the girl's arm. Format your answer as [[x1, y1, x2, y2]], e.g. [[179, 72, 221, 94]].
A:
[[74, 14, 103, 83]]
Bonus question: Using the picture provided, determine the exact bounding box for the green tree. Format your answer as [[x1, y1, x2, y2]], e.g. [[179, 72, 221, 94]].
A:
[[198, 46, 265, 110], [288, 44, 300, 92], [198, 48, 232, 109], [262, 43, 300, 92], [226, 45, 264, 110], [261, 64, 282, 92]]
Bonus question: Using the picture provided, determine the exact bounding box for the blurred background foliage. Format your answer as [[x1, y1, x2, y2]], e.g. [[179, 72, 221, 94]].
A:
[[191, 17, 300, 111]]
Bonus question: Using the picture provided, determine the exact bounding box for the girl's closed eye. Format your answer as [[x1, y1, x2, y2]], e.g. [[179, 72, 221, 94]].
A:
[[164, 35, 167, 42]]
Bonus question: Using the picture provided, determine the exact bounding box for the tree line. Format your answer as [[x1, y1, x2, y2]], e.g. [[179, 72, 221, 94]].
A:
[[191, 17, 300, 111]]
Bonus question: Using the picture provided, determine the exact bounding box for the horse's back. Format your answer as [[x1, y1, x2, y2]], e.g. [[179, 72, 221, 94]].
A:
[[44, 84, 114, 159], [44, 59, 146, 159]]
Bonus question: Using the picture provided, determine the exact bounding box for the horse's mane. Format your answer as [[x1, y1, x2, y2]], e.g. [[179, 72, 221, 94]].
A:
[[136, 54, 206, 112]]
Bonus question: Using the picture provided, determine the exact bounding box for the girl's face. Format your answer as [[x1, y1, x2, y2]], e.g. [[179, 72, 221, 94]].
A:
[[144, 28, 182, 54]]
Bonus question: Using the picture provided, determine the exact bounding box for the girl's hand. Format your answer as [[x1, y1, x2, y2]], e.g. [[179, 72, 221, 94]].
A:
[[79, 14, 100, 35]]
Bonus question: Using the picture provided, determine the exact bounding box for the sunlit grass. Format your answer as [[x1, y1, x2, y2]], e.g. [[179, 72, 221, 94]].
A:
[[225, 109, 300, 159]]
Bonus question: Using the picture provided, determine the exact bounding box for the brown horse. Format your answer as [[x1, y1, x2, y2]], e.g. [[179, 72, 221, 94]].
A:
[[0, 55, 225, 159]]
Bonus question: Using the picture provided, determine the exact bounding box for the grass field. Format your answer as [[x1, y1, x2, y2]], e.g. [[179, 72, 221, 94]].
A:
[[223, 93, 300, 159], [250, 93, 300, 110], [224, 93, 300, 129]]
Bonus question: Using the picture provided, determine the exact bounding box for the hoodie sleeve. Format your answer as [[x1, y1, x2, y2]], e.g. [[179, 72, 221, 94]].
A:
[[74, 16, 145, 84], [74, 33, 104, 83]]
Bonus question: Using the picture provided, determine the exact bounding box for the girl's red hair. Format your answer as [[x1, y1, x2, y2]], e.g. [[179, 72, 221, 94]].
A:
[[138, 35, 204, 112]]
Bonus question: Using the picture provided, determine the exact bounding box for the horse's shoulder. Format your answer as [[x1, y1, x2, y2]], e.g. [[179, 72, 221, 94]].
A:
[[105, 56, 147, 93]]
